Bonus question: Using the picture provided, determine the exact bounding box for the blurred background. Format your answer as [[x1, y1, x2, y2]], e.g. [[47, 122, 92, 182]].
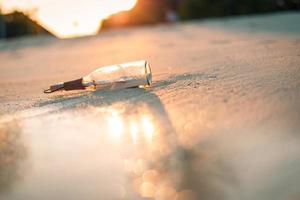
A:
[[0, 0, 299, 39]]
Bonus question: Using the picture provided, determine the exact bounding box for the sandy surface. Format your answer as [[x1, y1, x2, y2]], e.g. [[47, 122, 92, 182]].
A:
[[0, 12, 300, 200]]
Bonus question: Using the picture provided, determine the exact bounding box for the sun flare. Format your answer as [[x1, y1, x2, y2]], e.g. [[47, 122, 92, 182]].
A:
[[0, 0, 137, 38]]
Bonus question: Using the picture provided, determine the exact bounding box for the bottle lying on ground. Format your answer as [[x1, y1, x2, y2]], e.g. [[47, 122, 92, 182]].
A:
[[44, 60, 152, 93]]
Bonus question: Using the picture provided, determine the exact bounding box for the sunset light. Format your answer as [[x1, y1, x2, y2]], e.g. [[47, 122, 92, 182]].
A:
[[0, 0, 137, 38]]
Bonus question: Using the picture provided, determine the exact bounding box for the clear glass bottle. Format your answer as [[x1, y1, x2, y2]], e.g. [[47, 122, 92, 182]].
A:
[[44, 60, 152, 93]]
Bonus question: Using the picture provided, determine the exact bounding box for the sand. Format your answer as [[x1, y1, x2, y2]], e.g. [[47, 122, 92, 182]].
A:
[[0, 12, 300, 200]]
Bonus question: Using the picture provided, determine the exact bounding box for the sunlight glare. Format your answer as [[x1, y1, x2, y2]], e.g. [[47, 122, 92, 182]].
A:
[[0, 0, 137, 38], [108, 110, 124, 141], [141, 115, 154, 142], [130, 120, 138, 144]]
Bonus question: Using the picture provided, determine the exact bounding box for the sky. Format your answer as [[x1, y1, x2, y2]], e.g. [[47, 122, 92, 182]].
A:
[[0, 0, 137, 38]]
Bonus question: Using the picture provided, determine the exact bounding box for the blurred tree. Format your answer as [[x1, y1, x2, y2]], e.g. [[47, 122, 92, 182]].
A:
[[1, 11, 52, 39], [179, 0, 281, 19], [179, 0, 299, 20], [281, 0, 300, 9], [101, 0, 168, 29], [0, 7, 6, 38], [100, 0, 299, 31]]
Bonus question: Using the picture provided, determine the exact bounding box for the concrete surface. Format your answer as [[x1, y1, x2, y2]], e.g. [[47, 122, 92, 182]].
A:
[[0, 12, 300, 200]]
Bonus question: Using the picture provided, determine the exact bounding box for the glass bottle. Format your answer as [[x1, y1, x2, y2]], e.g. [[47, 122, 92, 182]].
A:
[[44, 60, 152, 93]]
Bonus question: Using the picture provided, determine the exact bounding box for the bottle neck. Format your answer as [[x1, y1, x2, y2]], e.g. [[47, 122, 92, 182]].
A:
[[63, 78, 85, 90], [44, 78, 85, 93]]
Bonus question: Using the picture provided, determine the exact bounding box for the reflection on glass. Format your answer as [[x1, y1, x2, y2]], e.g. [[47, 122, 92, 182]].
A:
[[83, 60, 152, 91]]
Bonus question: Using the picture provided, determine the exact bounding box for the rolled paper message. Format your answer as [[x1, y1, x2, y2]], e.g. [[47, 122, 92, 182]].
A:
[[44, 60, 152, 93]]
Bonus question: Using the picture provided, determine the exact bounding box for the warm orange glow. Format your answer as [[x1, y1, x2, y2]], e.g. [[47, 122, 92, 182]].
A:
[[0, 0, 137, 38]]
